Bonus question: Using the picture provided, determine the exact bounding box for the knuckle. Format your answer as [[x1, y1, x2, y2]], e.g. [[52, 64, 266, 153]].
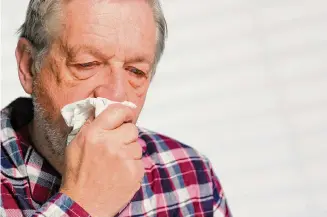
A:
[[125, 143, 142, 159], [79, 127, 102, 147], [105, 105, 132, 126], [128, 124, 139, 140], [106, 103, 123, 112], [132, 126, 139, 139], [102, 104, 123, 122], [121, 123, 138, 142], [110, 104, 128, 116], [135, 143, 142, 158], [123, 122, 133, 130]]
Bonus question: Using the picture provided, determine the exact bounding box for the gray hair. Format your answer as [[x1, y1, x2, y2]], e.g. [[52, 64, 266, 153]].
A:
[[18, 0, 167, 76]]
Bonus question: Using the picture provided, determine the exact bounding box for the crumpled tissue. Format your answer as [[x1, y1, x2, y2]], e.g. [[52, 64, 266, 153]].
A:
[[61, 97, 137, 145]]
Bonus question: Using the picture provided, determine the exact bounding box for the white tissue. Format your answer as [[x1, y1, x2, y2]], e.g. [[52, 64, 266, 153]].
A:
[[61, 97, 137, 145]]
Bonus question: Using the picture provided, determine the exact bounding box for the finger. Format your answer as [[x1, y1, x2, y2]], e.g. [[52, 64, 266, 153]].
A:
[[120, 142, 142, 160], [84, 113, 95, 126], [126, 159, 144, 182], [112, 123, 139, 144], [91, 103, 135, 131], [78, 111, 95, 134]]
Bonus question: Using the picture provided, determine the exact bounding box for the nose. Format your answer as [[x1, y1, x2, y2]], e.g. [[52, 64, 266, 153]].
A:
[[94, 68, 127, 102]]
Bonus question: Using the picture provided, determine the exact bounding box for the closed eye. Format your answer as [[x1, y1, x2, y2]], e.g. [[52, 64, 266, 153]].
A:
[[75, 61, 100, 70], [125, 66, 148, 78]]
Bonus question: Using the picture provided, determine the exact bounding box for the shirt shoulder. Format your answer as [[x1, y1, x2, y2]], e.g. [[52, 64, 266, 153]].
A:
[[136, 128, 231, 216], [138, 127, 212, 172]]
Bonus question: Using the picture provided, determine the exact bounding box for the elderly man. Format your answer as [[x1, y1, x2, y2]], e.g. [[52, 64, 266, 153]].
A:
[[1, 0, 231, 216]]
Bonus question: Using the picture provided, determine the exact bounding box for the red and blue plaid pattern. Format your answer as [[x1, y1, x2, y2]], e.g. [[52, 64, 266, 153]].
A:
[[1, 98, 231, 217]]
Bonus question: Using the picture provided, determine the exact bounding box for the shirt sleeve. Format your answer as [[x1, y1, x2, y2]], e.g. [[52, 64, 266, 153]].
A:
[[1, 180, 90, 217], [207, 160, 233, 217]]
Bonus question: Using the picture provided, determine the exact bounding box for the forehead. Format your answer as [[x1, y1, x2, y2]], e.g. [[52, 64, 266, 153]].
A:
[[59, 0, 156, 60]]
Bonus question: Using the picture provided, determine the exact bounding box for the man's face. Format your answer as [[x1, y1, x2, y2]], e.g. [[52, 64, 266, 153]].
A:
[[32, 0, 156, 155]]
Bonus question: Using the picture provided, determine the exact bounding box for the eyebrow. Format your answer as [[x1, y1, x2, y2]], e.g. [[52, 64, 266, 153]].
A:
[[65, 44, 153, 66], [125, 56, 152, 66]]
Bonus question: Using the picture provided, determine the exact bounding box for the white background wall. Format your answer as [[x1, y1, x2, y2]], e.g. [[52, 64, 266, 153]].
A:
[[1, 1, 327, 216]]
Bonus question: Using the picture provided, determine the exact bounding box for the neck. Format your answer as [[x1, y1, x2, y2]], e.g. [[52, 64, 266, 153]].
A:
[[28, 119, 64, 174]]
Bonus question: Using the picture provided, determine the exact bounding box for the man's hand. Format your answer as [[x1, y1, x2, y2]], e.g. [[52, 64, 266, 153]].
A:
[[60, 104, 144, 217]]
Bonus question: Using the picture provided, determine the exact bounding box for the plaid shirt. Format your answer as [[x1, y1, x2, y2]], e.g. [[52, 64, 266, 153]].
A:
[[1, 98, 231, 217]]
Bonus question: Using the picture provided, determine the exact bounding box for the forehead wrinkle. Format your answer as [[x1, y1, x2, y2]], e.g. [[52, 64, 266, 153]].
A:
[[61, 0, 156, 61]]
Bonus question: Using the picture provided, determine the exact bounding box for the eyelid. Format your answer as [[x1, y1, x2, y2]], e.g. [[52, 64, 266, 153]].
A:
[[79, 61, 98, 66], [75, 61, 100, 68], [125, 66, 148, 77]]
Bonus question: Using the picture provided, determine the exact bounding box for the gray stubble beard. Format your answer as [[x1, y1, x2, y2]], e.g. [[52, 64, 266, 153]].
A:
[[32, 94, 69, 162]]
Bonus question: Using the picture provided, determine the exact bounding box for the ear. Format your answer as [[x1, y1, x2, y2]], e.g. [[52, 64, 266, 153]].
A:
[[16, 38, 34, 94]]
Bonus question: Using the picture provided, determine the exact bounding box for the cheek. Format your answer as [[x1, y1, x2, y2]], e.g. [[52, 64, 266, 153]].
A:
[[133, 78, 151, 97], [34, 79, 73, 134], [130, 87, 149, 121], [33, 72, 67, 123]]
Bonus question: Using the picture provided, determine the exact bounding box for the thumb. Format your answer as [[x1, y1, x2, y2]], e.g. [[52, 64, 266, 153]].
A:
[[80, 108, 95, 129], [83, 115, 95, 127]]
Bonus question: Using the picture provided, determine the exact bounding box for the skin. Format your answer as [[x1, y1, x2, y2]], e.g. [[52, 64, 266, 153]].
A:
[[15, 0, 157, 216], [16, 0, 156, 172]]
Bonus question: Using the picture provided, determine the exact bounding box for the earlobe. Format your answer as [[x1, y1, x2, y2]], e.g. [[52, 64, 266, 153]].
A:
[[16, 38, 34, 94]]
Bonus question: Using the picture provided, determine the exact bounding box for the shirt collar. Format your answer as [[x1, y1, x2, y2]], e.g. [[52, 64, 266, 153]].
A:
[[1, 98, 61, 204]]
